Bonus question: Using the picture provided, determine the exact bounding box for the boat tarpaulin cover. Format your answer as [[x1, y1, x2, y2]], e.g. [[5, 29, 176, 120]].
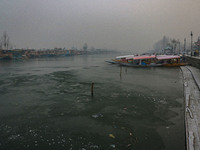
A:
[[131, 55, 156, 60], [156, 55, 180, 60], [116, 55, 134, 59]]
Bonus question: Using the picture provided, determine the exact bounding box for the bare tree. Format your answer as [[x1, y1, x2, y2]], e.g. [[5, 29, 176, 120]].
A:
[[171, 39, 178, 53], [83, 43, 88, 51], [153, 36, 170, 53], [90, 46, 95, 51], [2, 32, 10, 50], [0, 38, 2, 50]]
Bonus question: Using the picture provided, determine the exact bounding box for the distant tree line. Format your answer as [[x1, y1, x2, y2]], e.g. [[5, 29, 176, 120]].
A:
[[0, 32, 12, 50]]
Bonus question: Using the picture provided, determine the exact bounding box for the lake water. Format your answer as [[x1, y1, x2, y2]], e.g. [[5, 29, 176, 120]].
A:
[[0, 54, 185, 150]]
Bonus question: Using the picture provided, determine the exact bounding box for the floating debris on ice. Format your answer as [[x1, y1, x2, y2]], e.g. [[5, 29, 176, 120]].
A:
[[90, 145, 99, 148], [110, 144, 115, 148], [92, 113, 103, 118], [109, 134, 115, 139]]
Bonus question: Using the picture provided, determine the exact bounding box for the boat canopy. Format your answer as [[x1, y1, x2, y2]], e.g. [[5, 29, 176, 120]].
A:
[[156, 55, 180, 60], [116, 55, 134, 59], [131, 55, 156, 60]]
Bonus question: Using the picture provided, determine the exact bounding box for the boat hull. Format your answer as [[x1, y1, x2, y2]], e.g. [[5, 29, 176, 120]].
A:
[[163, 63, 187, 67], [105, 60, 119, 64], [120, 63, 163, 67]]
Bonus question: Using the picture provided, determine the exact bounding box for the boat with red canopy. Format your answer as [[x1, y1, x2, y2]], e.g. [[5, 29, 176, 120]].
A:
[[120, 55, 163, 67], [107, 54, 187, 67], [156, 55, 187, 67]]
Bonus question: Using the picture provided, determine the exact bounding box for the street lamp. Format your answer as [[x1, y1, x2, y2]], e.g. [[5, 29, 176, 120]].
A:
[[191, 31, 193, 56]]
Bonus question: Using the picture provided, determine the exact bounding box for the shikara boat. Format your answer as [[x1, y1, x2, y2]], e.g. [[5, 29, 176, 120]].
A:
[[107, 54, 187, 67], [156, 55, 187, 67], [120, 55, 163, 67], [106, 55, 135, 64], [105, 60, 118, 64], [111, 55, 134, 64]]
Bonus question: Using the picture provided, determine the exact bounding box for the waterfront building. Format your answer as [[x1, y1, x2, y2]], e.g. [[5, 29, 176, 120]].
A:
[[164, 46, 173, 55]]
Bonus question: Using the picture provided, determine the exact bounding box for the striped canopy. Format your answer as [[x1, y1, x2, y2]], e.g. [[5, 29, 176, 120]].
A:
[[116, 55, 134, 59], [156, 55, 180, 60], [131, 55, 156, 60]]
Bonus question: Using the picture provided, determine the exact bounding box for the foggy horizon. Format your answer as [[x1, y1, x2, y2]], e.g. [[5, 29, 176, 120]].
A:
[[0, 0, 200, 53]]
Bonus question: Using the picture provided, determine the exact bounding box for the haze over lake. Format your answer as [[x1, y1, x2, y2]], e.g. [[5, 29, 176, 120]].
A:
[[0, 0, 200, 52]]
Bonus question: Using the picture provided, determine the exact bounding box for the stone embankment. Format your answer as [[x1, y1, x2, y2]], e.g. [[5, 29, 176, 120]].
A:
[[181, 66, 200, 150], [185, 56, 200, 69]]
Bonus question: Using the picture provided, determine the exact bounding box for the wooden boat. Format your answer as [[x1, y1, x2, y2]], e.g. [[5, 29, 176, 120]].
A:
[[105, 60, 118, 64], [105, 55, 134, 64], [163, 63, 187, 67], [107, 54, 188, 67], [112, 55, 134, 63], [120, 62, 163, 67], [120, 55, 163, 67], [156, 55, 187, 67]]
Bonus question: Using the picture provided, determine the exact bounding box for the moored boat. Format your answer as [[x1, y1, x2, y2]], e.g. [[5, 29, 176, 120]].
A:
[[120, 55, 163, 67], [105, 60, 118, 64], [111, 55, 134, 63], [156, 55, 187, 67], [107, 54, 188, 67]]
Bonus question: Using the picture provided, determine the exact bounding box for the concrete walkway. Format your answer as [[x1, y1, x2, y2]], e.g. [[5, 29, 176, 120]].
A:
[[185, 66, 200, 91], [181, 66, 200, 150]]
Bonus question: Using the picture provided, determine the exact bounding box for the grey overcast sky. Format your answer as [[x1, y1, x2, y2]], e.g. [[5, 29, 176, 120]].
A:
[[0, 0, 200, 52]]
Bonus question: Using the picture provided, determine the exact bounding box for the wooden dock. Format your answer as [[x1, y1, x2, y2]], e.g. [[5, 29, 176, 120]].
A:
[[181, 66, 200, 150]]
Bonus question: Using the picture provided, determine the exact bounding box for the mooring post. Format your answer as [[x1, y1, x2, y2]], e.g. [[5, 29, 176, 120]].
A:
[[120, 66, 122, 78], [91, 82, 94, 96]]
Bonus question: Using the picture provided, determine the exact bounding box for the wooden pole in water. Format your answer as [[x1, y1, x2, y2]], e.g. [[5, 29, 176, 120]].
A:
[[120, 66, 122, 78], [91, 83, 94, 96]]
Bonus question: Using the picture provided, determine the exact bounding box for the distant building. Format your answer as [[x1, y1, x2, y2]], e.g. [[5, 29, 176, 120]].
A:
[[164, 46, 173, 54], [195, 37, 200, 49], [194, 37, 200, 56]]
